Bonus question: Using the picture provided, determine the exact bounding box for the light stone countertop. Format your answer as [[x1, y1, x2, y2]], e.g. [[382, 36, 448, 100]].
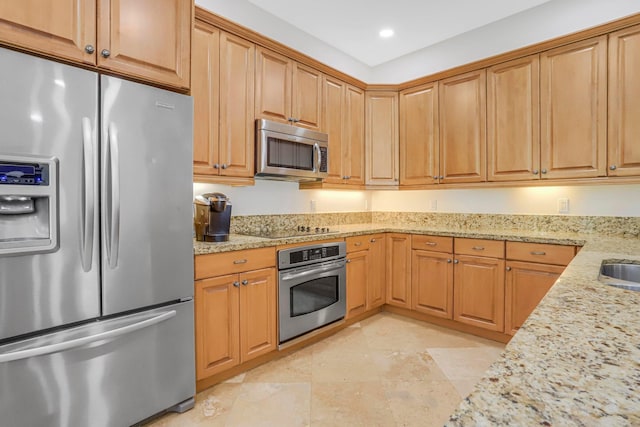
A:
[[193, 224, 640, 425]]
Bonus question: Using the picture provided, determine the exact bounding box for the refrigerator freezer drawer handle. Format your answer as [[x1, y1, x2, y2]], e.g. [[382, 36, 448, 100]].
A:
[[81, 117, 95, 272], [0, 310, 176, 363], [106, 123, 121, 269]]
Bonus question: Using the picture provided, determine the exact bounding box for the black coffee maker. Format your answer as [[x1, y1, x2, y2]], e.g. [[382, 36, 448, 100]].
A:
[[194, 193, 232, 242]]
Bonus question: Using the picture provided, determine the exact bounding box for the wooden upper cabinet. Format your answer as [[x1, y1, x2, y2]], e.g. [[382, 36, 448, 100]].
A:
[[439, 70, 487, 184], [345, 85, 366, 185], [366, 91, 399, 186], [0, 0, 96, 64], [608, 24, 640, 177], [323, 76, 347, 184], [487, 56, 540, 182], [540, 36, 607, 179], [255, 47, 322, 130], [97, 0, 192, 89], [399, 82, 439, 186]]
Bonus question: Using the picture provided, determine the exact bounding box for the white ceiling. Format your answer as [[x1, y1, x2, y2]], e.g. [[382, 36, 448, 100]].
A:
[[247, 0, 553, 66]]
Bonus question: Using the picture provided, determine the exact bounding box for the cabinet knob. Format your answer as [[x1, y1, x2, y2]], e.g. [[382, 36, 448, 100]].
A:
[[233, 281, 240, 287], [85, 45, 95, 54], [433, 176, 439, 180], [354, 242, 362, 247], [506, 266, 512, 271], [346, 259, 351, 263], [241, 280, 248, 286], [221, 164, 228, 169], [447, 259, 452, 263], [346, 176, 351, 179], [292, 118, 300, 123], [610, 165, 617, 171], [439, 176, 444, 180], [370, 238, 376, 243], [101, 49, 111, 58], [453, 259, 459, 264], [532, 169, 539, 175], [541, 169, 547, 174], [213, 163, 220, 169]]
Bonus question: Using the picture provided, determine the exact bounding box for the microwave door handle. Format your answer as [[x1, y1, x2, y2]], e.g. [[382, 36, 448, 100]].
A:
[[314, 143, 321, 172]]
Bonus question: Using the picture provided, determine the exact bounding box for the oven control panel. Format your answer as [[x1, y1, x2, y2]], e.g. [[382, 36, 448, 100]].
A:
[[278, 241, 346, 270]]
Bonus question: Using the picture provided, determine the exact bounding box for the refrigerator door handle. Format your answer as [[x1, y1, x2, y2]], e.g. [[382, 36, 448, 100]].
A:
[[105, 123, 121, 269], [0, 310, 176, 363], [80, 117, 95, 272]]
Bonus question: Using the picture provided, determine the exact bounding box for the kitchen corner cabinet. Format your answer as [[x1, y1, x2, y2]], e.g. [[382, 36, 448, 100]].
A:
[[365, 91, 400, 186], [0, 0, 192, 89], [194, 248, 276, 380], [192, 25, 255, 183], [411, 235, 454, 319], [386, 233, 412, 309], [439, 70, 487, 184], [487, 56, 540, 182], [399, 82, 439, 186], [255, 47, 322, 130], [344, 85, 366, 185], [540, 36, 607, 179], [608, 24, 640, 177]]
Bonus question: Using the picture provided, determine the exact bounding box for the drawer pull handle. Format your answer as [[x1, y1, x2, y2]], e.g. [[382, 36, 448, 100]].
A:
[[354, 242, 362, 246], [530, 251, 546, 256], [233, 259, 248, 264], [472, 246, 485, 251], [425, 242, 437, 246]]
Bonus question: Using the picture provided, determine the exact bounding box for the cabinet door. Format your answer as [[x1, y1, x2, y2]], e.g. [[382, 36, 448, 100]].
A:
[[453, 255, 505, 332], [367, 235, 386, 309], [345, 85, 366, 185], [608, 25, 640, 177], [412, 250, 454, 319], [293, 63, 323, 130], [97, 0, 192, 89], [386, 233, 412, 308], [366, 91, 399, 186], [323, 76, 347, 184], [399, 82, 439, 186], [540, 36, 607, 179], [487, 56, 540, 181], [255, 47, 292, 124], [195, 274, 240, 380], [346, 250, 369, 319], [0, 0, 96, 64], [439, 70, 487, 183], [239, 268, 277, 362], [192, 21, 220, 177], [505, 261, 564, 335], [219, 32, 255, 177]]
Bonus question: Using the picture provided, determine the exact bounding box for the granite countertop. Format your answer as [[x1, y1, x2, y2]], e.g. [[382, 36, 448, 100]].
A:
[[194, 224, 640, 424]]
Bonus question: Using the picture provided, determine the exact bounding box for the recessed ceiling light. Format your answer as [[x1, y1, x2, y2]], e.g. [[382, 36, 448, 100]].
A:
[[379, 28, 394, 38]]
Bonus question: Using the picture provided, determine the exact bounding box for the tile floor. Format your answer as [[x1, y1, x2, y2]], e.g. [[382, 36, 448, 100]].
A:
[[147, 312, 505, 427]]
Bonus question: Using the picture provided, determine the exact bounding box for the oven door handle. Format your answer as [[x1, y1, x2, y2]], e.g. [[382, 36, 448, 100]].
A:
[[280, 259, 345, 281]]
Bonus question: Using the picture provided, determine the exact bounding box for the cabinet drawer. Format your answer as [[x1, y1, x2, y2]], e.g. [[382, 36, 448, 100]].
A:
[[195, 247, 276, 279], [455, 238, 504, 258], [347, 235, 371, 252], [412, 235, 453, 253], [506, 242, 575, 266]]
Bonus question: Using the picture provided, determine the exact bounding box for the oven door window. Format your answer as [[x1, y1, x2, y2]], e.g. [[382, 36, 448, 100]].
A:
[[267, 137, 314, 171], [290, 276, 339, 317]]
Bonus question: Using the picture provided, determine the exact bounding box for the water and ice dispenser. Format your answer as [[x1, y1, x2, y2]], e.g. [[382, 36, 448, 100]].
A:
[[0, 156, 57, 255]]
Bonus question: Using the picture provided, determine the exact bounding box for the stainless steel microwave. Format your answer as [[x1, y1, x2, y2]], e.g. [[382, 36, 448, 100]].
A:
[[255, 119, 328, 182]]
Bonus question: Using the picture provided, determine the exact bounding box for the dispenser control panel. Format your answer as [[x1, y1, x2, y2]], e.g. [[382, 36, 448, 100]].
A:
[[0, 161, 49, 185]]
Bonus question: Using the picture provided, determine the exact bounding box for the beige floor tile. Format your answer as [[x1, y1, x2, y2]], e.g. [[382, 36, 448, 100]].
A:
[[312, 346, 380, 383], [369, 349, 448, 382], [383, 380, 462, 427], [243, 346, 313, 383], [311, 382, 396, 426], [427, 347, 501, 381], [450, 378, 482, 398]]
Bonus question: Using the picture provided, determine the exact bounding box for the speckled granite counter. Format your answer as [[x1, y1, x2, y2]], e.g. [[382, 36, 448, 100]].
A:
[[194, 221, 640, 425]]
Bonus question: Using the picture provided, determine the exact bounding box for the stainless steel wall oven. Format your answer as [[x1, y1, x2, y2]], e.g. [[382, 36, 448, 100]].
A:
[[277, 242, 346, 343]]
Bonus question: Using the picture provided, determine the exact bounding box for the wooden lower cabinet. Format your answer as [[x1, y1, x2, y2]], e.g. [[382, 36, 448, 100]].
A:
[[505, 261, 564, 335], [386, 233, 412, 308], [346, 249, 368, 319], [367, 235, 386, 309], [346, 234, 386, 318], [412, 250, 454, 319], [453, 254, 505, 332], [195, 266, 276, 380]]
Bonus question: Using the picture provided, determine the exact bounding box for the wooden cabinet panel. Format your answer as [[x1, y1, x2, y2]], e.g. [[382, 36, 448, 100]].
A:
[[346, 250, 368, 319], [412, 235, 453, 253], [506, 241, 575, 266], [255, 47, 292, 124], [453, 255, 505, 332], [98, 0, 192, 89], [322, 76, 347, 184], [219, 32, 255, 177], [195, 274, 240, 379], [293, 63, 322, 130], [505, 261, 564, 335], [0, 0, 96, 64], [195, 247, 276, 280], [345, 85, 366, 185], [412, 250, 454, 319], [487, 56, 540, 181], [399, 82, 439, 186], [367, 234, 386, 309], [608, 24, 640, 177], [540, 36, 607, 179], [366, 91, 399, 186], [386, 233, 412, 308], [439, 70, 487, 184], [239, 268, 277, 361], [346, 235, 371, 252], [455, 238, 504, 259]]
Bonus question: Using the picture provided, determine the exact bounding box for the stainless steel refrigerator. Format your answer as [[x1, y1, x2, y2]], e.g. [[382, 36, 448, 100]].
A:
[[0, 47, 195, 426]]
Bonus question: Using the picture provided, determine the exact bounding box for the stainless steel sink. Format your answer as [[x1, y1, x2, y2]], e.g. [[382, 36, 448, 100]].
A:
[[599, 260, 640, 291]]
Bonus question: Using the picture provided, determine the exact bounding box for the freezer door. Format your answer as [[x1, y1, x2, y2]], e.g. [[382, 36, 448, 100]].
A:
[[0, 47, 100, 340], [101, 76, 194, 315], [0, 300, 195, 427]]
